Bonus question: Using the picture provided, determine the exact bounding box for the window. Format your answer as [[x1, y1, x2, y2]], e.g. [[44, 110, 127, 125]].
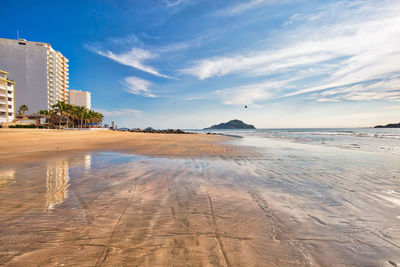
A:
[[8, 91, 12, 94], [8, 105, 12, 108], [8, 98, 12, 101]]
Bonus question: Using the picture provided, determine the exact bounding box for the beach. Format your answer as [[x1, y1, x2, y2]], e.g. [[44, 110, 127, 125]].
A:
[[0, 129, 240, 165], [1, 129, 400, 266]]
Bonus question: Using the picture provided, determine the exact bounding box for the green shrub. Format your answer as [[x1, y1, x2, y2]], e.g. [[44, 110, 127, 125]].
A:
[[9, 124, 37, 128]]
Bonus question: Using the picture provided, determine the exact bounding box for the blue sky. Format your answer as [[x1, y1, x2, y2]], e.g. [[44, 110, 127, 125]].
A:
[[1, 0, 400, 128]]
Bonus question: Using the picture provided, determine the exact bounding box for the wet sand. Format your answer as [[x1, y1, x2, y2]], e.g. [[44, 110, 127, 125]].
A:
[[0, 153, 314, 266], [1, 131, 400, 266]]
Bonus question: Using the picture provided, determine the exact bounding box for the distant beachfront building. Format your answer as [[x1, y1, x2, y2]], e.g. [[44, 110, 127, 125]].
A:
[[0, 38, 69, 112], [69, 89, 91, 109], [0, 70, 15, 123]]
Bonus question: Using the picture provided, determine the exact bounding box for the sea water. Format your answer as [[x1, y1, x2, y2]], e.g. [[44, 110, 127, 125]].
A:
[[190, 128, 400, 154]]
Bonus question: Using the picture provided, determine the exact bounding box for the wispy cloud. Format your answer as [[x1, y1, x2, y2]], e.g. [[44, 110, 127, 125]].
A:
[[88, 46, 172, 79], [215, 79, 292, 105], [162, 0, 189, 8], [87, 32, 214, 79], [123, 76, 156, 98], [382, 105, 400, 110], [185, 0, 400, 104], [214, 0, 296, 17], [94, 108, 141, 116], [308, 77, 400, 102]]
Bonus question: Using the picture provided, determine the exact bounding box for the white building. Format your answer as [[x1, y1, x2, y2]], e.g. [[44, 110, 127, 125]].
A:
[[0, 38, 69, 112], [0, 70, 15, 123], [69, 89, 91, 109]]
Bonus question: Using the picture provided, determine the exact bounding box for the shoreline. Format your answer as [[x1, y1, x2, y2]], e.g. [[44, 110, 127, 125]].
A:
[[0, 129, 244, 165]]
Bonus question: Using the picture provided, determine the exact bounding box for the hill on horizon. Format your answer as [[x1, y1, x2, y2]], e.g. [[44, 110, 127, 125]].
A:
[[204, 119, 256, 130]]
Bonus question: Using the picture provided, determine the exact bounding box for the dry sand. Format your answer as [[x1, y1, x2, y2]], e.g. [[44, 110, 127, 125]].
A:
[[0, 129, 241, 165]]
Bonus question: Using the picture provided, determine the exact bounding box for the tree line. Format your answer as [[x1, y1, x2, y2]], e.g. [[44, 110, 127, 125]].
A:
[[31, 101, 103, 128]]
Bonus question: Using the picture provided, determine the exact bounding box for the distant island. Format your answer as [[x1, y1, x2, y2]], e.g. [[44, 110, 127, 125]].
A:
[[204, 119, 256, 130], [374, 122, 400, 128]]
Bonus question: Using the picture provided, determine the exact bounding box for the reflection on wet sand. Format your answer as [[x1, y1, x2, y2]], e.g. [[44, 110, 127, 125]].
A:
[[0, 170, 15, 187], [45, 160, 70, 210], [85, 154, 91, 170], [0, 145, 399, 266]]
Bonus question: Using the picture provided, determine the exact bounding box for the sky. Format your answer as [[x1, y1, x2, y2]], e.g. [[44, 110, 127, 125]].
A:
[[1, 0, 400, 128]]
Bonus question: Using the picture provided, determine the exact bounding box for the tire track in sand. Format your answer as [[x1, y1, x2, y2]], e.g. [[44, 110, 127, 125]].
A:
[[197, 160, 231, 267], [95, 177, 139, 266]]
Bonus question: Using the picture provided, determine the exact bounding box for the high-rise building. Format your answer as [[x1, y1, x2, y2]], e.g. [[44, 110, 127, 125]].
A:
[[0, 70, 15, 123], [0, 38, 69, 112], [69, 89, 91, 109]]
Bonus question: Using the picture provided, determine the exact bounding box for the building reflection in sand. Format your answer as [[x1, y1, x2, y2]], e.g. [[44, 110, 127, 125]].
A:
[[45, 154, 92, 210], [45, 160, 70, 210], [85, 154, 91, 170], [0, 169, 16, 187]]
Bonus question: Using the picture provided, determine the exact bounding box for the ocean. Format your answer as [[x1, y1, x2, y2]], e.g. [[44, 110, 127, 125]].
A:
[[190, 127, 400, 154]]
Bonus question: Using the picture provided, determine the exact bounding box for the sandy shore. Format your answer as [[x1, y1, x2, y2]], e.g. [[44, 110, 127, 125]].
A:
[[1, 129, 399, 266], [0, 129, 241, 165]]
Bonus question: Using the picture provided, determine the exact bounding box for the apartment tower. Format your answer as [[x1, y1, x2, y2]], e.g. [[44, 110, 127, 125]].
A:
[[0, 38, 69, 112], [0, 70, 15, 123], [69, 89, 91, 109]]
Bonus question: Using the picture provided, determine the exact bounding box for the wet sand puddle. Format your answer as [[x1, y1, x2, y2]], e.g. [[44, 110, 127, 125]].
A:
[[0, 139, 399, 266]]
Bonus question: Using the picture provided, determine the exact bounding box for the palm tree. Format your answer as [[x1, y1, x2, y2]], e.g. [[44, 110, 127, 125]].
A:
[[18, 105, 29, 115], [74, 106, 87, 128], [64, 103, 73, 128], [92, 111, 104, 126], [38, 109, 49, 115], [68, 105, 79, 128], [52, 101, 68, 128]]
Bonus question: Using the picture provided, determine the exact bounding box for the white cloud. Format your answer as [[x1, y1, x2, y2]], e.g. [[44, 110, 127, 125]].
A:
[[214, 0, 297, 17], [94, 108, 141, 116], [215, 80, 291, 105], [90, 46, 172, 79], [185, 95, 212, 101], [307, 76, 400, 102], [383, 105, 400, 110], [162, 0, 188, 8], [316, 98, 339, 102], [123, 76, 156, 97], [184, 0, 400, 104]]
